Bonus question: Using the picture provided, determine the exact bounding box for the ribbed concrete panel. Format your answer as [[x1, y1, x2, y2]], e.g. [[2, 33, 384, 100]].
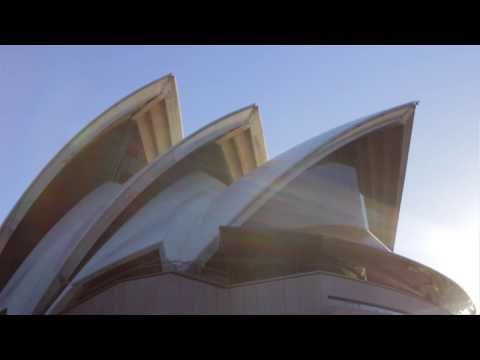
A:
[[133, 96, 183, 162], [253, 280, 286, 314]]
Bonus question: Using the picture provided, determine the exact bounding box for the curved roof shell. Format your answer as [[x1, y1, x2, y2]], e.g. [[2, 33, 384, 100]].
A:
[[52, 101, 429, 313], [0, 74, 184, 289], [188, 102, 417, 270]]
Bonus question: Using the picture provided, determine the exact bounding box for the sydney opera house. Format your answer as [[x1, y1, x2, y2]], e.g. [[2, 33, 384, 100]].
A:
[[0, 74, 475, 315]]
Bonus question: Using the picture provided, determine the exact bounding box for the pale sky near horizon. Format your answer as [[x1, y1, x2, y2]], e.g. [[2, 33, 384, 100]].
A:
[[0, 45, 478, 309]]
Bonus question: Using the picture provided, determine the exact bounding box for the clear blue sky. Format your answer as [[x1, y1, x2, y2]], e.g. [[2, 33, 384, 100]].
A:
[[0, 45, 478, 308]]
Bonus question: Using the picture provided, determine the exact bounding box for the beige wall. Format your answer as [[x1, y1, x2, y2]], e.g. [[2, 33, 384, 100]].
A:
[[67, 272, 447, 315]]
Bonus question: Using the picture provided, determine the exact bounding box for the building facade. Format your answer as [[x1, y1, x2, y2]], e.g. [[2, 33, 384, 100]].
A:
[[0, 74, 475, 315]]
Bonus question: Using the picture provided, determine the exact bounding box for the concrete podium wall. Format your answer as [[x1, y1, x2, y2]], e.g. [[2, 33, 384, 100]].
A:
[[67, 272, 446, 315]]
